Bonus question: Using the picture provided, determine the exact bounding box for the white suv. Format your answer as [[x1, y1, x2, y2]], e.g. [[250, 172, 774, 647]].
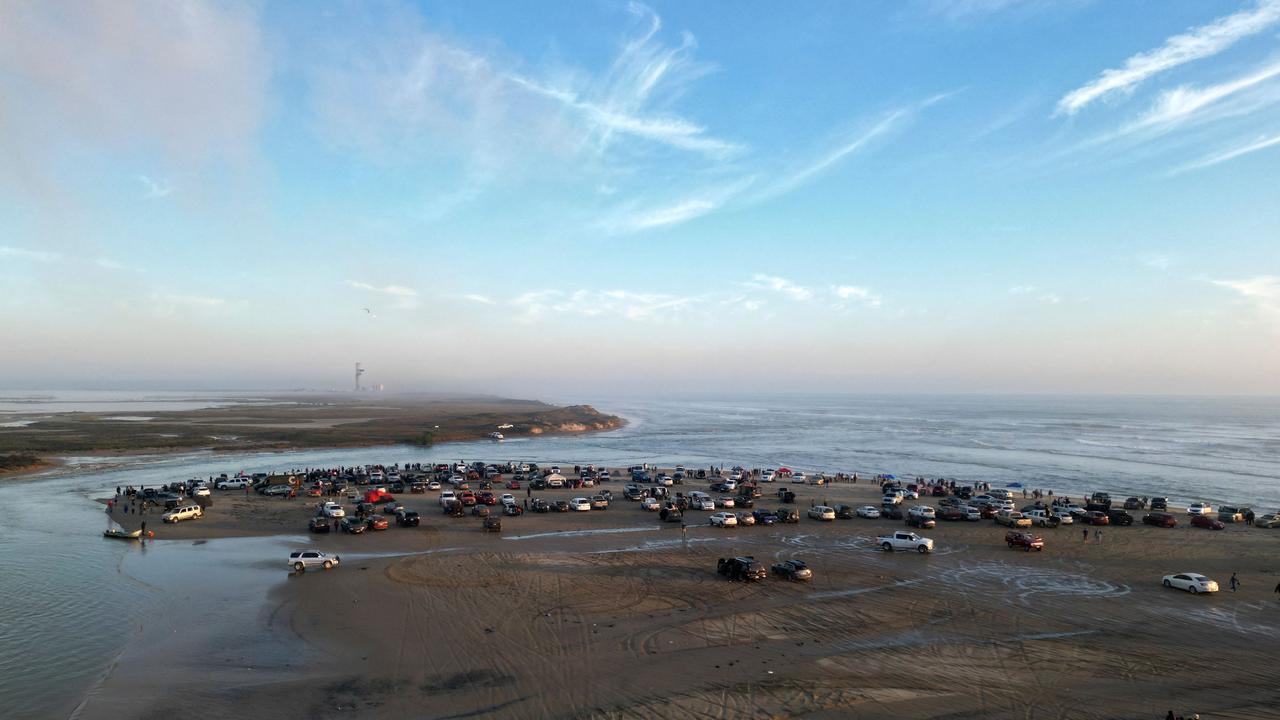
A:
[[288, 550, 340, 571], [216, 478, 249, 490], [320, 502, 346, 518], [163, 504, 203, 523]]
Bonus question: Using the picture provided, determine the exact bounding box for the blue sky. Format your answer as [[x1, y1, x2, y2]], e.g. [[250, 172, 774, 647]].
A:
[[1, 0, 1278, 396]]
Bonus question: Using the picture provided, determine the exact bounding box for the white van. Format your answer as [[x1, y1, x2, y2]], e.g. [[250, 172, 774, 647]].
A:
[[216, 477, 249, 490], [163, 504, 203, 523]]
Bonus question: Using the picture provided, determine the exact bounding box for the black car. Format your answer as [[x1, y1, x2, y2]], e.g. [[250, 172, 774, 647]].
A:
[[774, 508, 799, 523], [710, 482, 730, 493], [530, 479, 549, 490], [659, 506, 683, 522], [833, 504, 856, 519], [735, 497, 755, 509], [1150, 497, 1169, 510], [340, 516, 366, 534], [531, 499, 550, 513], [880, 505, 904, 520], [308, 517, 332, 533], [717, 556, 767, 581], [552, 500, 570, 512], [752, 509, 779, 525], [1123, 497, 1146, 510], [778, 489, 796, 504], [443, 502, 465, 517], [396, 510, 420, 527], [770, 559, 813, 581], [1106, 509, 1134, 526]]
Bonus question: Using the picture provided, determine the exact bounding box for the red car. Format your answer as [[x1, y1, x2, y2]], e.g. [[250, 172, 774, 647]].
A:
[[937, 507, 966, 521], [459, 491, 477, 506], [366, 515, 389, 531], [1083, 511, 1110, 526], [1143, 512, 1177, 528], [478, 492, 498, 506], [931, 486, 948, 497], [1190, 515, 1225, 530], [506, 479, 521, 490], [1005, 531, 1045, 551], [979, 505, 998, 519]]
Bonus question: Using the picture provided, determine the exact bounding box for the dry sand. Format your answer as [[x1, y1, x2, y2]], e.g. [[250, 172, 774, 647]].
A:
[[89, 478, 1280, 719]]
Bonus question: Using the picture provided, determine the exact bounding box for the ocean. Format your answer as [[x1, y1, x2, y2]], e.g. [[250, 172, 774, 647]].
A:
[[1, 393, 1277, 717]]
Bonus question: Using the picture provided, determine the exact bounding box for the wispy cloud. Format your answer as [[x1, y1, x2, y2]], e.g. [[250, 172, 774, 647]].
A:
[[1009, 285, 1061, 304], [748, 274, 814, 301], [1140, 254, 1175, 271], [831, 285, 883, 309], [1213, 276, 1280, 329], [136, 175, 173, 199], [1055, 0, 1280, 116], [148, 292, 236, 318], [346, 280, 420, 309], [0, 245, 62, 262], [510, 288, 699, 322], [1170, 132, 1280, 174], [461, 294, 496, 305], [1137, 60, 1280, 129]]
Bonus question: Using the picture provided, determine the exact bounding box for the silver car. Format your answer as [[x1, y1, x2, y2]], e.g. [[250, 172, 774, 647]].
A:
[[288, 550, 341, 571]]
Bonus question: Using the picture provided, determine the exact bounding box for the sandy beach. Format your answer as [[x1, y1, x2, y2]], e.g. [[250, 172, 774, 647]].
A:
[[81, 472, 1280, 719]]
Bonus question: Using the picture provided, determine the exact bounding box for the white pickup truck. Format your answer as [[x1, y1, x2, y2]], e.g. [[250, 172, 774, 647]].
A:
[[876, 531, 934, 553]]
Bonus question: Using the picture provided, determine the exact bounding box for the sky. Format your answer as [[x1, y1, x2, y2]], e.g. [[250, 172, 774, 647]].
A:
[[1, 0, 1278, 398]]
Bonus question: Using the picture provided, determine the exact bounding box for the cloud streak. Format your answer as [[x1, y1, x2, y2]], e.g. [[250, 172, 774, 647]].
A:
[[0, 245, 63, 263], [1214, 276, 1280, 330], [1171, 132, 1280, 174], [346, 280, 420, 309], [1055, 0, 1280, 116]]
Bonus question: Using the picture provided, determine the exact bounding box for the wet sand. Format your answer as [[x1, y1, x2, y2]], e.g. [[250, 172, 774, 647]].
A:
[[86, 478, 1280, 719]]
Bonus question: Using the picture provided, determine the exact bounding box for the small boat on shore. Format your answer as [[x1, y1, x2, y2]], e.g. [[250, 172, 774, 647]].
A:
[[103, 528, 142, 540]]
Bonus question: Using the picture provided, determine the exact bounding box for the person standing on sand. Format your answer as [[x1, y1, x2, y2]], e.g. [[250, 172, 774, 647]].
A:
[[1230, 573, 1239, 592], [1273, 580, 1279, 595], [1082, 528, 1088, 542], [1095, 528, 1102, 542]]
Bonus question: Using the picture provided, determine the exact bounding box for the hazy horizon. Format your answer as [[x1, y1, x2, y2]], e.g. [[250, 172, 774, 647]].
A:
[[3, 1, 1278, 396]]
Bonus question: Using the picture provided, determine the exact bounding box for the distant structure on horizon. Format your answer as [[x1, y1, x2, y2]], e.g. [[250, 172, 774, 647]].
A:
[[354, 362, 365, 391]]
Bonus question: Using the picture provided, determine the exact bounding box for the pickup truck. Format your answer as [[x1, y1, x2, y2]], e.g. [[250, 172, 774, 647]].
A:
[[995, 510, 1032, 528], [1005, 530, 1045, 551], [1026, 509, 1061, 528], [877, 531, 934, 553]]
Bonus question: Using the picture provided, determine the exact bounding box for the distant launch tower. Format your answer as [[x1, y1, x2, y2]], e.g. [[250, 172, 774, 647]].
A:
[[355, 362, 365, 391]]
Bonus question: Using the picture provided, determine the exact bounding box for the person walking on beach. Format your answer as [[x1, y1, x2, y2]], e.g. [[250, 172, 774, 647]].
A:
[[1082, 528, 1088, 542], [1273, 580, 1279, 596], [140, 521, 147, 537], [1230, 573, 1239, 592], [1094, 528, 1102, 542]]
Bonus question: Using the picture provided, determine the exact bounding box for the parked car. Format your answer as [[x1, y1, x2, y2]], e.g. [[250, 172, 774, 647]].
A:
[[1190, 515, 1225, 530], [641, 497, 660, 511], [833, 504, 856, 519], [807, 505, 836, 521], [709, 512, 738, 527], [1162, 573, 1219, 594], [340, 516, 367, 534], [1143, 512, 1178, 528], [752, 509, 779, 525], [856, 505, 881, 519], [162, 504, 203, 523], [288, 550, 340, 571], [1187, 503, 1212, 516], [366, 515, 389, 531], [396, 510, 420, 527], [590, 496, 609, 510], [906, 514, 936, 529], [775, 508, 800, 523], [1123, 497, 1146, 510], [1106, 509, 1134, 526], [438, 491, 456, 507], [1149, 497, 1168, 510], [771, 559, 813, 581], [717, 556, 766, 581], [1026, 509, 1061, 528], [482, 516, 502, 532], [735, 512, 756, 526], [937, 507, 966, 522], [1254, 513, 1280, 528], [995, 511, 1032, 528], [716, 497, 736, 509], [308, 516, 331, 533], [880, 505, 905, 520], [1082, 511, 1110, 526], [570, 497, 592, 512], [1217, 506, 1246, 523], [1005, 531, 1045, 551]]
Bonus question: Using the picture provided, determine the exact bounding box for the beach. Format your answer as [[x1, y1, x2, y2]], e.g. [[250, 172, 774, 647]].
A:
[[77, 473, 1280, 719]]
